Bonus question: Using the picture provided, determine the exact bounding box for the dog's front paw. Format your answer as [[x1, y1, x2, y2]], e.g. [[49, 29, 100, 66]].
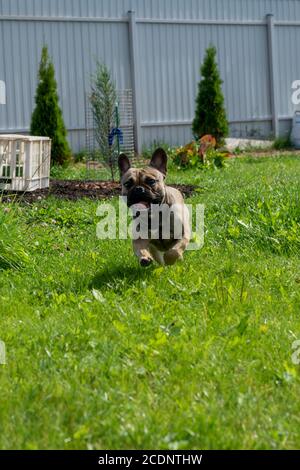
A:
[[140, 257, 153, 267], [164, 249, 183, 266]]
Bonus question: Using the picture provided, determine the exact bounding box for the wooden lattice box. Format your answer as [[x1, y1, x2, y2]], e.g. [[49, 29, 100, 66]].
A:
[[0, 134, 51, 192]]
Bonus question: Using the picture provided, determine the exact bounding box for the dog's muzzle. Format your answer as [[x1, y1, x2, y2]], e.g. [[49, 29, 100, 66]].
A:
[[128, 186, 150, 209], [134, 186, 145, 195], [127, 185, 163, 213]]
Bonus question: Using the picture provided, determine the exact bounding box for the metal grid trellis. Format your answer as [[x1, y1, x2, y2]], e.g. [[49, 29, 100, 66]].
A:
[[85, 89, 135, 178]]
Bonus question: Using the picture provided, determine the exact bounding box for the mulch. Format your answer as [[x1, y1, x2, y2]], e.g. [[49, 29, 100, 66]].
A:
[[0, 179, 196, 203]]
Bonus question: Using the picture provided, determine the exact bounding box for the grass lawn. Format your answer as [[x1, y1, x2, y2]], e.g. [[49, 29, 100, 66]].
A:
[[0, 155, 300, 449]]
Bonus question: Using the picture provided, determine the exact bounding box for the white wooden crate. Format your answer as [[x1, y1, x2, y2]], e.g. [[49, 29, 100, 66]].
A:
[[0, 135, 51, 192]]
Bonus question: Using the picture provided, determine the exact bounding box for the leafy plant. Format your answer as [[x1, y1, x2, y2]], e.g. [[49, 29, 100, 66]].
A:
[[0, 210, 29, 270], [73, 151, 88, 163], [173, 135, 231, 169], [273, 136, 291, 150], [141, 141, 172, 161], [192, 45, 229, 146], [31, 45, 71, 166], [90, 63, 117, 181]]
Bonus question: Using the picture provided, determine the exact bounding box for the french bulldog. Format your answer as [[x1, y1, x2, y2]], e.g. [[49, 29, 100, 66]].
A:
[[118, 148, 190, 266]]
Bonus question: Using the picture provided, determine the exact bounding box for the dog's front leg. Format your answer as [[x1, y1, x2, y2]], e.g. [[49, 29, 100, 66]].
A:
[[133, 239, 153, 267], [164, 209, 191, 265], [164, 235, 190, 266]]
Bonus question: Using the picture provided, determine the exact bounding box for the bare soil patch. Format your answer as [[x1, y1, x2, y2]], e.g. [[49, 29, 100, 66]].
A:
[[1, 179, 196, 203]]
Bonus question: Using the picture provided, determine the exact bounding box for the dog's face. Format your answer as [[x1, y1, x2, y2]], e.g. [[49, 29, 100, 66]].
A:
[[118, 148, 167, 209]]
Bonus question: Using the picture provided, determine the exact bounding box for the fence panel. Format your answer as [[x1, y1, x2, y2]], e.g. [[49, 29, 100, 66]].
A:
[[0, 0, 300, 151]]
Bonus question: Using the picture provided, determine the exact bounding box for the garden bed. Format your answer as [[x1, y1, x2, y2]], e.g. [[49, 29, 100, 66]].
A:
[[0, 178, 196, 203]]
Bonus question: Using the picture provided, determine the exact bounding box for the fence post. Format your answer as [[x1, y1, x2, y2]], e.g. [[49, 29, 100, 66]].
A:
[[128, 10, 142, 154], [266, 14, 279, 138]]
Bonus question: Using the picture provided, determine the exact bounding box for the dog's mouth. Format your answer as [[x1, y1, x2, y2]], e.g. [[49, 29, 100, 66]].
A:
[[127, 190, 163, 210], [126, 181, 165, 210], [130, 201, 150, 211]]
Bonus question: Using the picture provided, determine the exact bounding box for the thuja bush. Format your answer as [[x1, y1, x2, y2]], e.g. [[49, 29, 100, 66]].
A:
[[192, 45, 229, 146], [31, 45, 71, 166]]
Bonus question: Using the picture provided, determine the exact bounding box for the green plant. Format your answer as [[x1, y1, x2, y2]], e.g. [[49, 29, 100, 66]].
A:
[[31, 45, 71, 166], [73, 151, 88, 163], [173, 136, 231, 169], [0, 210, 29, 270], [50, 161, 110, 181], [141, 141, 171, 160], [192, 45, 229, 146], [90, 63, 117, 180], [273, 136, 291, 150]]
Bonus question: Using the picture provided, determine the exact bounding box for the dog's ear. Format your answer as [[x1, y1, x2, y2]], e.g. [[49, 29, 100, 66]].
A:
[[118, 154, 131, 176], [150, 148, 167, 175]]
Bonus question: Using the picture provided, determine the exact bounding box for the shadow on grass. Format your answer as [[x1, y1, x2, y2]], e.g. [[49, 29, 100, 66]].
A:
[[89, 263, 153, 292]]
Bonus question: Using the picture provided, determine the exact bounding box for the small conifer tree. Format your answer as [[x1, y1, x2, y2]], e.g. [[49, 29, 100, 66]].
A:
[[90, 63, 117, 181], [31, 46, 71, 165], [192, 45, 229, 145]]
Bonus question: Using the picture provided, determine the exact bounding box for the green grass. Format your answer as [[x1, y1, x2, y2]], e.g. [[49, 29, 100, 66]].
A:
[[0, 155, 300, 449], [50, 162, 110, 180]]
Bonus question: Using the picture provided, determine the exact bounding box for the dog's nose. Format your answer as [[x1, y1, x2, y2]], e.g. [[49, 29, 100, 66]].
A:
[[135, 186, 145, 194]]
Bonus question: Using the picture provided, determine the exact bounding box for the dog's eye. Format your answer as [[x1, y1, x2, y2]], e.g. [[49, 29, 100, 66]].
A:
[[124, 179, 133, 188], [146, 178, 156, 186]]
